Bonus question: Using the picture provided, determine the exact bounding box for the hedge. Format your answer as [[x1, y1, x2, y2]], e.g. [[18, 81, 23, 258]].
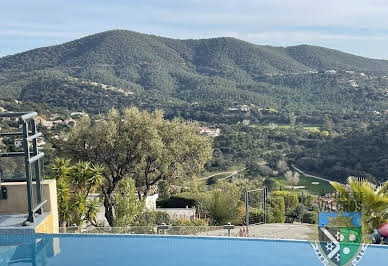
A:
[[134, 211, 171, 226], [268, 195, 285, 223], [157, 192, 205, 208], [272, 191, 299, 214]]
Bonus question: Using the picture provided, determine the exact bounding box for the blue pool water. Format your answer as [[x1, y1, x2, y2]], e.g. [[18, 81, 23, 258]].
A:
[[0, 234, 387, 265]]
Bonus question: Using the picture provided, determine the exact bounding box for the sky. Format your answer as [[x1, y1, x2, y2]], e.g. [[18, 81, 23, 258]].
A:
[[1, 0, 388, 59]]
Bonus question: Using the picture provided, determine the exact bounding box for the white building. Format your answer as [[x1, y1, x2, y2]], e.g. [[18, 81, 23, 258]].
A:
[[325, 70, 337, 74], [145, 194, 159, 211], [200, 127, 221, 137]]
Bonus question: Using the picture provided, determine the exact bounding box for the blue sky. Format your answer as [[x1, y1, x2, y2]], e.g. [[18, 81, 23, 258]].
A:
[[1, 0, 388, 59]]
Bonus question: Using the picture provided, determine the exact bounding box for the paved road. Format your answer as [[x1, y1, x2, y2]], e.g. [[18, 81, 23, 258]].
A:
[[197, 171, 232, 181], [291, 164, 333, 183], [197, 168, 246, 182], [218, 168, 246, 181]]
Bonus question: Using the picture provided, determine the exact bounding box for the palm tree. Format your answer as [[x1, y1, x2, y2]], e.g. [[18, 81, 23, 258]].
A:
[[51, 159, 103, 227], [51, 158, 72, 227], [330, 177, 388, 234]]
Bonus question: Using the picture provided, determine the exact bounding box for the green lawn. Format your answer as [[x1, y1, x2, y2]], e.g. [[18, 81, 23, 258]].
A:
[[270, 174, 335, 195]]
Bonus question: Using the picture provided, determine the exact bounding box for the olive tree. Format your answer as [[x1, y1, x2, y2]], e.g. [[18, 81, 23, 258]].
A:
[[61, 107, 212, 226]]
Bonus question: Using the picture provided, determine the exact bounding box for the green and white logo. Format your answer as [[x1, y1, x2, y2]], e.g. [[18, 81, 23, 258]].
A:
[[311, 212, 368, 265]]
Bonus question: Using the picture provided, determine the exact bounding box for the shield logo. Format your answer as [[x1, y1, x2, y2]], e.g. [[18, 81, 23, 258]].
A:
[[311, 212, 368, 265]]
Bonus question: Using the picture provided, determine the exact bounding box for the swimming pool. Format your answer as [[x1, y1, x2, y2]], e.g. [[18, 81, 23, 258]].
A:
[[0, 234, 387, 265]]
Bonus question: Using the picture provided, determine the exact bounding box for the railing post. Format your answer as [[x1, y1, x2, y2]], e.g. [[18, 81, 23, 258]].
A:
[[22, 120, 34, 225], [31, 119, 43, 215], [264, 186, 267, 224], [157, 223, 169, 235], [1, 111, 46, 226], [245, 191, 249, 226]]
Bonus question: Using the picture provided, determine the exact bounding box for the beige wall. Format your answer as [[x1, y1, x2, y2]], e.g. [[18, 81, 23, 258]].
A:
[[0, 179, 59, 233]]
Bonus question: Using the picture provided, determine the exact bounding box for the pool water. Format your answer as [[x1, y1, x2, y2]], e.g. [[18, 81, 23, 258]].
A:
[[0, 234, 387, 265]]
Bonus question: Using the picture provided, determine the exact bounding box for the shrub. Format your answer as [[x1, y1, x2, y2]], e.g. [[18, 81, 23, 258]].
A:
[[154, 211, 171, 225], [134, 210, 171, 226], [249, 208, 264, 224], [201, 188, 240, 225], [263, 178, 276, 192], [206, 176, 218, 185], [169, 218, 209, 235], [157, 192, 204, 208], [113, 178, 144, 227], [235, 205, 247, 225], [272, 191, 299, 214], [172, 218, 194, 226], [180, 187, 191, 193], [298, 193, 314, 209], [268, 195, 285, 223], [158, 180, 171, 199], [258, 164, 276, 177], [172, 218, 208, 226], [285, 204, 305, 223], [302, 211, 318, 224]]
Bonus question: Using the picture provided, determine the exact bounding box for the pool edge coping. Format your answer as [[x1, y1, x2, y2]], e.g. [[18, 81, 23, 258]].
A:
[[34, 233, 388, 249]]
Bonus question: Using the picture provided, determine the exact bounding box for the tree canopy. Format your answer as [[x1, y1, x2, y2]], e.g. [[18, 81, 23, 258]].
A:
[[61, 107, 213, 225]]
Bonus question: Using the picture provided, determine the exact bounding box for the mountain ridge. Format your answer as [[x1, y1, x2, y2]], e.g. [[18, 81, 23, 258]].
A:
[[2, 29, 388, 74], [0, 29, 387, 116]]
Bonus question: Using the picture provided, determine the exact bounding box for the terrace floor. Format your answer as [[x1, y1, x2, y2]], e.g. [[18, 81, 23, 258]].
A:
[[0, 213, 49, 234], [246, 223, 315, 240], [200, 223, 315, 240]]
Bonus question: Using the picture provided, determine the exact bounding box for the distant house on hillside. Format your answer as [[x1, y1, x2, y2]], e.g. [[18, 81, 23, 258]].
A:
[[35, 116, 46, 125], [242, 119, 250, 126], [200, 127, 220, 137], [71, 112, 88, 117], [348, 80, 359, 87], [43, 121, 54, 129], [239, 105, 250, 112], [325, 70, 337, 74], [64, 119, 76, 127]]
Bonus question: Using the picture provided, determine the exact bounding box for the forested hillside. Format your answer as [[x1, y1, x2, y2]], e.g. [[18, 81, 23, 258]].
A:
[[208, 118, 388, 184], [1, 30, 388, 118], [0, 29, 387, 184]]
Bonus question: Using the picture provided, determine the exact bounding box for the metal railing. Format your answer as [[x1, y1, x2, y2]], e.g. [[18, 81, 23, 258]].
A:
[[57, 223, 315, 240], [0, 111, 46, 225], [245, 186, 268, 225]]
